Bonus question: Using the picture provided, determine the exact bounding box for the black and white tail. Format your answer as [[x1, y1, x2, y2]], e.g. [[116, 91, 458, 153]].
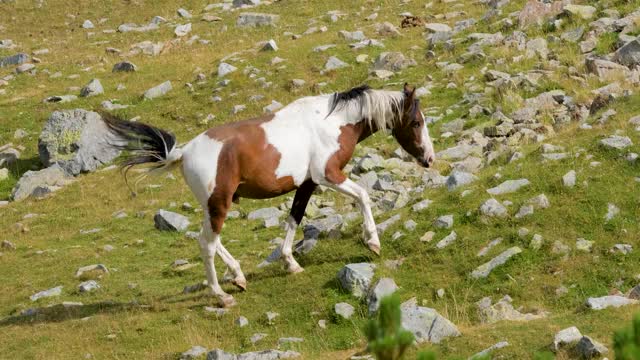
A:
[[101, 112, 183, 188]]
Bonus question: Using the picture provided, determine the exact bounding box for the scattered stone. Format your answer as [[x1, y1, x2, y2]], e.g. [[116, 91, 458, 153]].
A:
[[334, 302, 355, 319], [604, 203, 619, 222], [554, 326, 583, 351], [575, 336, 609, 359], [373, 52, 416, 72], [614, 36, 640, 68], [528, 194, 550, 209], [1, 240, 16, 250], [412, 199, 433, 212], [263, 100, 283, 114], [518, 0, 565, 29], [237, 13, 279, 27], [424, 23, 452, 33], [434, 215, 453, 229], [479, 198, 508, 218], [471, 247, 522, 279], [0, 53, 28, 68], [112, 61, 137, 73], [261, 39, 278, 51], [78, 280, 100, 293], [576, 238, 593, 252], [562, 170, 576, 187], [30, 286, 63, 301], [180, 346, 208, 360], [477, 295, 547, 324], [400, 298, 460, 344], [16, 63, 35, 74], [469, 341, 509, 359], [206, 349, 300, 359], [325, 56, 348, 71], [420, 231, 435, 242], [515, 205, 534, 219], [154, 209, 190, 232], [376, 214, 401, 234], [600, 135, 632, 150], [218, 62, 238, 77], [235, 316, 249, 327], [477, 238, 503, 257], [367, 278, 398, 314], [446, 170, 478, 190], [143, 81, 172, 99], [80, 79, 103, 97], [585, 295, 638, 310], [174, 23, 191, 37], [75, 264, 109, 278], [487, 179, 530, 195], [337, 263, 376, 298], [563, 4, 596, 20], [177, 8, 192, 18], [436, 231, 457, 249], [610, 244, 632, 255], [11, 164, 72, 201]]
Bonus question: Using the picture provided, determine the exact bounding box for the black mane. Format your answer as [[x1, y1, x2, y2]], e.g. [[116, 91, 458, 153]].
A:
[[327, 85, 371, 117]]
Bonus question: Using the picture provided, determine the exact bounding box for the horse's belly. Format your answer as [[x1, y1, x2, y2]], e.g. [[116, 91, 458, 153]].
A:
[[234, 176, 298, 199]]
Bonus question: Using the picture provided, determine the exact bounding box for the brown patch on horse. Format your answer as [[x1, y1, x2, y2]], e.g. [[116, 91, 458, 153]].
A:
[[324, 122, 372, 184]]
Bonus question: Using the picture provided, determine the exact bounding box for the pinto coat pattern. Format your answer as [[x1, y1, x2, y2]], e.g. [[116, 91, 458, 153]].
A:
[[104, 84, 435, 307]]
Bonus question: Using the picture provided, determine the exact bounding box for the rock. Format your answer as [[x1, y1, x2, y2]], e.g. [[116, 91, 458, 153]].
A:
[[143, 81, 172, 99], [434, 215, 453, 229], [16, 63, 35, 74], [376, 214, 401, 234], [154, 209, 190, 232], [248, 207, 283, 221], [324, 56, 348, 71], [1, 240, 16, 250], [437, 143, 482, 161], [469, 341, 509, 359], [613, 36, 640, 67], [412, 199, 433, 212], [528, 194, 550, 209], [576, 238, 593, 252], [586, 58, 629, 81], [263, 100, 283, 114], [376, 22, 401, 37], [261, 39, 278, 51], [237, 13, 279, 27], [400, 298, 460, 344], [112, 61, 137, 73], [265, 311, 279, 324], [554, 326, 583, 351], [235, 316, 249, 327], [233, 0, 261, 7], [562, 170, 576, 187], [600, 135, 632, 150], [477, 296, 547, 324], [446, 170, 478, 190], [563, 4, 597, 20], [218, 63, 238, 77], [180, 346, 208, 360], [177, 8, 192, 18], [424, 23, 452, 33], [38, 109, 121, 176], [206, 349, 300, 360], [338, 30, 366, 42], [367, 278, 398, 314], [611, 244, 632, 255], [471, 247, 522, 279], [525, 38, 548, 59], [11, 164, 72, 201], [586, 295, 638, 310], [30, 286, 63, 301], [175, 23, 192, 37], [561, 27, 584, 43], [515, 205, 534, 219], [0, 53, 29, 67], [337, 263, 376, 298], [487, 179, 530, 195], [44, 95, 78, 103], [78, 280, 100, 293], [518, 0, 566, 29], [334, 302, 355, 319], [75, 264, 109, 278], [575, 336, 608, 359], [118, 22, 159, 33], [372, 52, 416, 72], [404, 220, 417, 231], [480, 198, 508, 217], [604, 203, 620, 222], [250, 333, 267, 345], [82, 19, 95, 29], [436, 231, 457, 249], [80, 79, 104, 97]]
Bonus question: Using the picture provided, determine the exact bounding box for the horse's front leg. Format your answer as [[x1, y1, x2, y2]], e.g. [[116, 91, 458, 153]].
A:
[[325, 175, 380, 255], [279, 179, 317, 273]]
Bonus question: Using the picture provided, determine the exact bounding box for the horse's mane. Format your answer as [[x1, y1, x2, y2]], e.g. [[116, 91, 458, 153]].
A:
[[327, 85, 406, 132]]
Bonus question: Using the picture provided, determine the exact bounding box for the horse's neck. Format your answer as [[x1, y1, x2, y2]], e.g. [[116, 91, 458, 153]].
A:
[[355, 118, 379, 143]]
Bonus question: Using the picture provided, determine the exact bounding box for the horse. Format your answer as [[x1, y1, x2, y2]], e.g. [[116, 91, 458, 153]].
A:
[[103, 83, 435, 307]]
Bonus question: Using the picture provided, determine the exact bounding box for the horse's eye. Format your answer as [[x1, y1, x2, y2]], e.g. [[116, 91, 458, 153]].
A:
[[412, 121, 421, 128]]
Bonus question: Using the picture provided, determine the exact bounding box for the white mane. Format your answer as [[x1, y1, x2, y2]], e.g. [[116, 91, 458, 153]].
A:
[[327, 87, 405, 133]]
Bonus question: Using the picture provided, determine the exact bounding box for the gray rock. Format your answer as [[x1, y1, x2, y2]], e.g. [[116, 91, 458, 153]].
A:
[[154, 209, 190, 232], [528, 194, 550, 209], [471, 247, 522, 279], [404, 220, 417, 231], [143, 81, 172, 99], [174, 23, 192, 37], [400, 298, 460, 344], [117, 22, 159, 33], [181, 345, 208, 359], [16, 63, 35, 74], [30, 286, 63, 301], [233, 0, 261, 7], [412, 199, 433, 212], [338, 30, 366, 42], [1, 240, 16, 250], [436, 231, 457, 249], [562, 170, 576, 187], [248, 207, 283, 221], [112, 61, 137, 72], [75, 264, 109, 278], [469, 341, 509, 359], [554, 326, 583, 351], [177, 8, 192, 18], [477, 238, 503, 257], [424, 23, 452, 33], [605, 203, 620, 222], [372, 52, 416, 72], [586, 295, 638, 310], [218, 63, 238, 77], [235, 316, 249, 327], [250, 333, 267, 345], [515, 205, 534, 219], [447, 170, 478, 190], [44, 95, 78, 103], [376, 214, 401, 234], [261, 39, 278, 51], [575, 336, 608, 359], [325, 56, 348, 71], [437, 143, 482, 161], [11, 164, 72, 201], [206, 349, 300, 360], [0, 53, 29, 67], [38, 109, 121, 175], [265, 311, 279, 324], [78, 280, 100, 293], [236, 13, 279, 27], [434, 215, 453, 229], [614, 36, 640, 67], [80, 79, 104, 97], [334, 302, 355, 319], [479, 198, 508, 217], [477, 295, 547, 324], [82, 20, 95, 29], [487, 179, 530, 195], [337, 263, 376, 298], [600, 135, 633, 150], [367, 278, 398, 314], [611, 244, 632, 254], [263, 100, 283, 113]]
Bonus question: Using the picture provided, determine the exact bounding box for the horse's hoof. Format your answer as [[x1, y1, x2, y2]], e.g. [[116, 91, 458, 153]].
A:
[[219, 294, 236, 308], [232, 277, 247, 291], [367, 243, 381, 256], [288, 264, 305, 274]]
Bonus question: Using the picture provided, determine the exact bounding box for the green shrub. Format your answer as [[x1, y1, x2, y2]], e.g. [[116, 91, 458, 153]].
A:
[[365, 294, 415, 360], [614, 314, 640, 359]]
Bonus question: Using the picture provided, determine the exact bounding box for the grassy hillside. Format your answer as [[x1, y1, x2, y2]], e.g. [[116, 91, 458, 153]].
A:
[[1, 0, 639, 359]]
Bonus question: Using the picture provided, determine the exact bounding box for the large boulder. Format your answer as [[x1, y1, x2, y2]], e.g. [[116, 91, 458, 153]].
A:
[[400, 298, 460, 343], [206, 349, 300, 360], [337, 263, 376, 298], [11, 164, 72, 201], [38, 109, 121, 176], [614, 36, 640, 68]]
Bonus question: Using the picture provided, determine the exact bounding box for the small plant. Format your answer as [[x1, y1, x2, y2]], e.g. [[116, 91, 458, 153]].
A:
[[614, 314, 640, 359], [365, 294, 415, 360]]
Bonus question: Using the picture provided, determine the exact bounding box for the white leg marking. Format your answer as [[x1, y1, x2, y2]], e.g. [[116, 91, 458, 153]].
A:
[[326, 179, 380, 254], [217, 242, 246, 289], [198, 221, 235, 307], [280, 215, 303, 273]]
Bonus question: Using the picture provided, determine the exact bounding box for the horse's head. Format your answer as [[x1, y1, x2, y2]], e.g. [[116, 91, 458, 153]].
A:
[[392, 84, 436, 168]]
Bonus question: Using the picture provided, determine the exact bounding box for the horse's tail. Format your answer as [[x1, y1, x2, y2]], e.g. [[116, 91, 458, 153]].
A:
[[101, 111, 183, 191]]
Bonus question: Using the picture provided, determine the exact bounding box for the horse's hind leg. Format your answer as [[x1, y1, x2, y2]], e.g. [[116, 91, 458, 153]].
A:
[[279, 180, 317, 273], [198, 221, 235, 307], [217, 242, 246, 290]]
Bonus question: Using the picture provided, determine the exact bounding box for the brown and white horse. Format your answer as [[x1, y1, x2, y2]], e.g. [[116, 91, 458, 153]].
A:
[[104, 84, 435, 307]]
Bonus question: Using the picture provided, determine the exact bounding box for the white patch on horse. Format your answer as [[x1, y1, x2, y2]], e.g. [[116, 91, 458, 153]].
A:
[[181, 133, 224, 208]]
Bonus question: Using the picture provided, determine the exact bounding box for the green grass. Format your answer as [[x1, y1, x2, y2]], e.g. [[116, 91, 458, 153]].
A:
[[1, 0, 640, 359]]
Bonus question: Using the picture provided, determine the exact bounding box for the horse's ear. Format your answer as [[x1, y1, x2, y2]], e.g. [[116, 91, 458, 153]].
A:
[[403, 83, 415, 98]]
